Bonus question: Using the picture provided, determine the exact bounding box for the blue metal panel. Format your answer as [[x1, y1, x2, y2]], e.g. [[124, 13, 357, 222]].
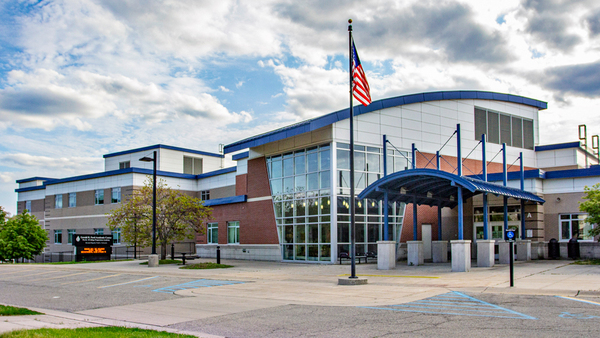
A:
[[477, 92, 494, 100], [424, 92, 444, 101], [492, 93, 509, 101], [545, 166, 600, 179], [195, 167, 236, 179], [232, 152, 249, 161], [442, 91, 462, 100], [203, 195, 247, 206], [460, 91, 478, 99], [404, 93, 424, 104], [507, 95, 522, 104], [534, 142, 580, 152], [382, 97, 405, 108]]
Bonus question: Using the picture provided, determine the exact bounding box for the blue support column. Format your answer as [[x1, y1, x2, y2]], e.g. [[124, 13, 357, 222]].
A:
[[438, 202, 442, 240], [457, 124, 464, 240], [413, 195, 418, 241], [503, 143, 508, 239], [520, 152, 526, 240], [436, 151, 440, 170], [482, 134, 489, 240], [412, 143, 416, 169], [383, 135, 389, 241]]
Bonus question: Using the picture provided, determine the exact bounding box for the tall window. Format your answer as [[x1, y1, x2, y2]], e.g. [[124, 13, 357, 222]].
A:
[[208, 222, 218, 244], [69, 193, 76, 208], [227, 221, 239, 244], [200, 190, 210, 201], [54, 230, 62, 244], [112, 228, 121, 244], [560, 214, 594, 241], [119, 161, 130, 169], [267, 144, 332, 261], [95, 189, 104, 205], [95, 228, 104, 235], [184, 156, 203, 174], [474, 107, 534, 149], [112, 187, 121, 203], [55, 195, 63, 209], [473, 206, 520, 240], [67, 229, 76, 244], [25, 200, 31, 212]]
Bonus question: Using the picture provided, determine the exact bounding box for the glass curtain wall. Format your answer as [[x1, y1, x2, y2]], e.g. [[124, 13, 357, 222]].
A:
[[267, 144, 332, 262], [336, 143, 408, 256], [473, 205, 521, 240]]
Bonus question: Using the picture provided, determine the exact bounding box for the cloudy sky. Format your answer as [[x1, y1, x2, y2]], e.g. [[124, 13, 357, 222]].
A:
[[2, 0, 600, 214]]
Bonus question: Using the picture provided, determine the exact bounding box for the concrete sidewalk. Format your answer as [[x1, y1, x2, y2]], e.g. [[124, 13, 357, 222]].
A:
[[1, 258, 599, 336]]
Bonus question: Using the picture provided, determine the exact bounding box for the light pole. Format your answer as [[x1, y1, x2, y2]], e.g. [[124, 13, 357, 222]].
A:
[[140, 151, 157, 261]]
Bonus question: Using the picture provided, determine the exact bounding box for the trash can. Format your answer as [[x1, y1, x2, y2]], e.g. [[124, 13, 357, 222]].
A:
[[548, 238, 559, 259], [568, 238, 580, 259]]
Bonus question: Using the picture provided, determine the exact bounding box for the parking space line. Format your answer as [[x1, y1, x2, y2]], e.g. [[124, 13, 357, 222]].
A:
[[0, 269, 37, 276], [337, 274, 439, 278], [152, 279, 244, 293], [60, 274, 122, 285], [98, 276, 159, 288], [556, 296, 600, 307], [28, 271, 90, 282], [1, 270, 60, 279]]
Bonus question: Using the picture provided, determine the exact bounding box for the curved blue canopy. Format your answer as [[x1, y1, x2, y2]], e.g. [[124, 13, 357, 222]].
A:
[[357, 169, 545, 208]]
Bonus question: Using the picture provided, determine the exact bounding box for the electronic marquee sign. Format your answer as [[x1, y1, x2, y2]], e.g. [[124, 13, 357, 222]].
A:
[[73, 235, 113, 261]]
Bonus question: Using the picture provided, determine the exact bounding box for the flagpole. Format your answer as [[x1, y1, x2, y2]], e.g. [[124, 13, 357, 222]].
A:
[[348, 19, 357, 279]]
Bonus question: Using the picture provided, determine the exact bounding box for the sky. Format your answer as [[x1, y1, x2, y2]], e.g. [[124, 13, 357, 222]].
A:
[[2, 0, 600, 215]]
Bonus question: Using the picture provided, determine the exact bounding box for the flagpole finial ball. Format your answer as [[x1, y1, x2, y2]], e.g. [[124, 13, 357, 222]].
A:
[[348, 19, 352, 24]]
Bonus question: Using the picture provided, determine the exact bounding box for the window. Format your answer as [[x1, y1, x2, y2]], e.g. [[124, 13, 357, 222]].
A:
[[112, 228, 121, 244], [184, 156, 203, 174], [207, 222, 218, 244], [227, 221, 239, 244], [474, 107, 534, 149], [560, 214, 594, 241], [95, 228, 104, 235], [55, 194, 63, 209], [25, 200, 31, 212], [67, 229, 75, 244], [69, 193, 76, 208], [200, 190, 210, 201], [112, 187, 121, 203], [54, 230, 62, 244], [95, 189, 104, 205], [119, 161, 130, 169]]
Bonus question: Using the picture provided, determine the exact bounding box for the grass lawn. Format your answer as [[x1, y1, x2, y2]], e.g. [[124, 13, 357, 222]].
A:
[[139, 259, 181, 265], [47, 259, 133, 265], [0, 305, 43, 316], [0, 327, 196, 337], [180, 262, 233, 269], [572, 259, 600, 265]]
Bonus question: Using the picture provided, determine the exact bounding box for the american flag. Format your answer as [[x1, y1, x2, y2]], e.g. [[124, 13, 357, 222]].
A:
[[351, 39, 371, 106]]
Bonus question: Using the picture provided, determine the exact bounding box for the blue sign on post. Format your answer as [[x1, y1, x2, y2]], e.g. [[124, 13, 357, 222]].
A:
[[506, 230, 515, 240]]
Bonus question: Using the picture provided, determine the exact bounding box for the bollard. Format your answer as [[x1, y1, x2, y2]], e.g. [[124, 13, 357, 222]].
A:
[[217, 246, 221, 264], [171, 243, 175, 260]]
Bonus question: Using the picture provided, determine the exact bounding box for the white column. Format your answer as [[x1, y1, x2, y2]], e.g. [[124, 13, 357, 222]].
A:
[[377, 241, 396, 270], [432, 241, 448, 263], [451, 240, 471, 272], [477, 240, 495, 267], [407, 241, 424, 266], [516, 240, 531, 261]]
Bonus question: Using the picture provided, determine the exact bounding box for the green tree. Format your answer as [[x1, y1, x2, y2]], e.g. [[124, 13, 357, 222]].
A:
[[579, 183, 600, 241], [0, 210, 47, 262], [108, 178, 212, 259]]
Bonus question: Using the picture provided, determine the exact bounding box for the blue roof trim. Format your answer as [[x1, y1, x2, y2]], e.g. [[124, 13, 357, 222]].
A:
[[16, 177, 55, 184], [224, 90, 547, 154], [103, 144, 224, 159], [535, 142, 581, 152], [475, 169, 545, 182], [358, 168, 544, 208], [232, 151, 249, 161], [203, 195, 247, 206], [545, 166, 600, 179], [16, 166, 237, 191], [15, 185, 46, 193]]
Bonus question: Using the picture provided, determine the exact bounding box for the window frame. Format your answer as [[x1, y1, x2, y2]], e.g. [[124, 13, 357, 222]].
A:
[[55, 194, 63, 209], [559, 213, 594, 241], [94, 228, 104, 235], [25, 200, 31, 212], [54, 230, 62, 244], [119, 161, 131, 169], [227, 221, 240, 244], [95, 189, 104, 205], [207, 222, 218, 244], [111, 187, 121, 204], [474, 106, 534, 150], [68, 193, 76, 208], [112, 228, 121, 244], [67, 229, 76, 244]]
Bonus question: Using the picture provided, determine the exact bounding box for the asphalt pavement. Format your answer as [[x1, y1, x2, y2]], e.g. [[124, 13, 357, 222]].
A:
[[0, 258, 599, 337]]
